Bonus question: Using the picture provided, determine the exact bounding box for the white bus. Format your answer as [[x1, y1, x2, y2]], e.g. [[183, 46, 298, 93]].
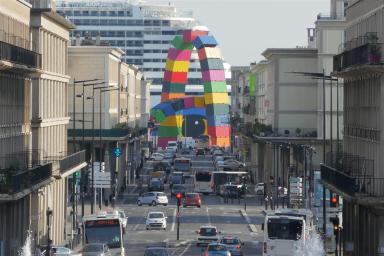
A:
[[173, 157, 192, 173], [211, 171, 248, 195], [262, 209, 314, 256], [194, 169, 214, 194], [83, 211, 125, 255]]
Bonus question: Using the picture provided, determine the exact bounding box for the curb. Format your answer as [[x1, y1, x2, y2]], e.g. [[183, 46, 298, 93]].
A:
[[239, 209, 259, 233]]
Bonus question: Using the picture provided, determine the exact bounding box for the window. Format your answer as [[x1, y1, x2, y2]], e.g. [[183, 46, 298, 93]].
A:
[[90, 19, 99, 26], [162, 20, 170, 26], [153, 20, 160, 26], [100, 20, 108, 25], [91, 11, 98, 16], [82, 11, 89, 16], [109, 11, 117, 16], [74, 11, 81, 16], [118, 20, 125, 26], [107, 31, 115, 37], [162, 30, 175, 35], [118, 11, 125, 16], [109, 20, 118, 26], [100, 11, 107, 16], [116, 31, 125, 37]]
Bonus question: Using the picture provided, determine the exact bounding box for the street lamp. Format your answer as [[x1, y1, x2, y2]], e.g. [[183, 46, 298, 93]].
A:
[[46, 208, 53, 256], [70, 78, 101, 233], [98, 87, 119, 210]]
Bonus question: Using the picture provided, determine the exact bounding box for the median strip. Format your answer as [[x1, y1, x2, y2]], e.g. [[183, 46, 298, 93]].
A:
[[239, 209, 259, 233]]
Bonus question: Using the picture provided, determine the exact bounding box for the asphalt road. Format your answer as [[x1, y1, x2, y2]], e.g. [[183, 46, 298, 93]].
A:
[[116, 155, 265, 256]]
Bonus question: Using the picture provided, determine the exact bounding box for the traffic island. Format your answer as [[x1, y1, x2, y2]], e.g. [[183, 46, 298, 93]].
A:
[[239, 209, 259, 233]]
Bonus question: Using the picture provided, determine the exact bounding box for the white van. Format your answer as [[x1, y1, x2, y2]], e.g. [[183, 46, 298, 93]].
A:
[[167, 141, 177, 151]]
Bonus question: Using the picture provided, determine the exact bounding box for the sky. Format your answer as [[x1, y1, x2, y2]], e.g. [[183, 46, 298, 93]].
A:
[[148, 0, 330, 66]]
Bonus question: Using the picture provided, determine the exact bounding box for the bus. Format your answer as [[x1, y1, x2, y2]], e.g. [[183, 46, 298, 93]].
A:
[[194, 169, 214, 194], [195, 135, 210, 150], [211, 171, 248, 195], [173, 157, 192, 172], [83, 211, 125, 255], [262, 209, 314, 256]]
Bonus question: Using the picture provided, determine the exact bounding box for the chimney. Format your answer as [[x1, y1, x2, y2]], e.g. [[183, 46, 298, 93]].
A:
[[96, 31, 101, 46], [75, 33, 81, 46]]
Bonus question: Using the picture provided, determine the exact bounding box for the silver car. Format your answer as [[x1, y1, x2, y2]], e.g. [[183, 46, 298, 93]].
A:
[[81, 243, 111, 256], [137, 192, 168, 206], [51, 246, 81, 256]]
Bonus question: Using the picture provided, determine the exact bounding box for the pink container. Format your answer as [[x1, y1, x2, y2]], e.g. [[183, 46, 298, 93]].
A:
[[184, 97, 195, 108], [158, 137, 177, 149], [168, 48, 192, 61], [202, 70, 225, 82]]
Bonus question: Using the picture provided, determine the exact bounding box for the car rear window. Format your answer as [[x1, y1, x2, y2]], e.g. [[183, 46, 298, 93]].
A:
[[207, 244, 227, 251], [149, 213, 164, 218], [156, 192, 166, 197], [186, 194, 197, 198], [221, 238, 239, 244], [200, 228, 217, 236]]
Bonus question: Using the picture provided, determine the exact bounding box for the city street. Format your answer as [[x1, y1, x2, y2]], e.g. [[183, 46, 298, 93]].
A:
[[112, 156, 264, 256]]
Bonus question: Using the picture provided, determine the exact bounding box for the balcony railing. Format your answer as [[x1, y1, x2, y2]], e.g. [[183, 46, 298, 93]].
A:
[[317, 12, 344, 20], [0, 40, 41, 69], [68, 128, 132, 138], [333, 42, 383, 72], [60, 150, 86, 172], [0, 163, 52, 194], [322, 151, 384, 198]]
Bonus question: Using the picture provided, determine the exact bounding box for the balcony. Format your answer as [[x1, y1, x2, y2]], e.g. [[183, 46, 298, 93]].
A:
[[68, 128, 132, 141], [0, 163, 52, 198], [29, 0, 56, 10], [59, 150, 86, 175], [333, 34, 384, 76], [317, 12, 344, 21], [321, 151, 384, 204], [0, 32, 41, 72]]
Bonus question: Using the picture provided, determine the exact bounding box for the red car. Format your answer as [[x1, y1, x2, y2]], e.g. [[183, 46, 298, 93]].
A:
[[183, 193, 202, 208]]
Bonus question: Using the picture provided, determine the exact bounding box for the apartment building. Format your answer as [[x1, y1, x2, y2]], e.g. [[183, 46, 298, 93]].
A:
[[321, 0, 384, 254], [68, 39, 149, 198], [0, 1, 86, 255]]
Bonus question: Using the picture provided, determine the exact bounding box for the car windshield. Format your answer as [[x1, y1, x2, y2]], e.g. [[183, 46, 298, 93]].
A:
[[151, 181, 161, 186], [207, 244, 227, 251], [200, 228, 217, 236], [149, 213, 164, 218], [168, 142, 176, 147], [226, 186, 238, 191], [267, 218, 303, 240], [144, 248, 168, 256], [84, 226, 121, 248], [186, 194, 197, 198], [83, 244, 104, 252], [221, 238, 240, 244]]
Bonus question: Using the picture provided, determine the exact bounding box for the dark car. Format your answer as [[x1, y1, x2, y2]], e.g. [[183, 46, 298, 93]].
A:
[[196, 148, 205, 156], [171, 184, 186, 197], [148, 179, 164, 192], [180, 148, 191, 155], [221, 184, 241, 198], [81, 243, 111, 256], [144, 246, 169, 256]]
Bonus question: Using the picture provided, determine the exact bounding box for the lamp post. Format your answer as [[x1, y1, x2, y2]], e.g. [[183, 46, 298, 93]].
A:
[[99, 88, 119, 210], [71, 78, 100, 231], [46, 208, 53, 256]]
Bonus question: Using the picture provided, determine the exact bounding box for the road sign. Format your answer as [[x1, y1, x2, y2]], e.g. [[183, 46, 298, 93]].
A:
[[89, 171, 111, 188], [113, 147, 123, 158]]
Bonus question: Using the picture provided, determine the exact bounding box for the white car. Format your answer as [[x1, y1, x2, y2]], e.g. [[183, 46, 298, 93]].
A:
[[223, 159, 246, 169], [151, 153, 164, 161], [255, 183, 265, 195], [146, 211, 167, 230], [167, 141, 178, 151], [196, 225, 221, 246], [137, 192, 169, 206]]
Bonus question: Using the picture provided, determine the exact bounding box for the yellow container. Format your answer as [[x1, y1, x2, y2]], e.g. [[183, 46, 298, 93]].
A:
[[204, 93, 229, 105], [161, 115, 183, 127], [194, 96, 205, 107], [165, 60, 190, 73]]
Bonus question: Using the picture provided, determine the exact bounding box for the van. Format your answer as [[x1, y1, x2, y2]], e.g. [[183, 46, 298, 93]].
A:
[[167, 141, 177, 151]]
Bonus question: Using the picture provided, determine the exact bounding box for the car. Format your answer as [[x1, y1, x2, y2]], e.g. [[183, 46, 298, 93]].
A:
[[148, 178, 165, 192], [144, 246, 170, 256], [255, 183, 265, 195], [212, 149, 223, 158], [220, 235, 244, 255], [220, 184, 241, 198], [183, 193, 201, 208], [137, 192, 168, 206], [196, 148, 205, 156], [201, 243, 231, 256], [167, 141, 178, 151], [151, 153, 164, 161], [50, 246, 81, 256], [171, 184, 186, 197], [223, 159, 246, 169], [146, 211, 167, 230], [180, 148, 191, 155], [196, 225, 221, 246], [214, 155, 224, 164], [81, 243, 111, 256]]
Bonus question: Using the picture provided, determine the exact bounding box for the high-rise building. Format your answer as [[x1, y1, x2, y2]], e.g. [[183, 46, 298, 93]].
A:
[[56, 0, 231, 107]]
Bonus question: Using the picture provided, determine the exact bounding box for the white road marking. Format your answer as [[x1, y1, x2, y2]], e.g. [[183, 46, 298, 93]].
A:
[[178, 242, 192, 256], [133, 223, 140, 231], [171, 208, 177, 232], [206, 207, 211, 224]]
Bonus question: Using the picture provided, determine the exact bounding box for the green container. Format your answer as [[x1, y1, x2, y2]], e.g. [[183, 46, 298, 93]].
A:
[[158, 126, 182, 137], [172, 36, 194, 50], [150, 109, 166, 123], [206, 103, 229, 116], [162, 82, 186, 93], [203, 81, 228, 93]]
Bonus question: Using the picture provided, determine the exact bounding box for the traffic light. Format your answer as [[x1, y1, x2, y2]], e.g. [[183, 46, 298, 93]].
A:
[[330, 217, 340, 236], [330, 194, 339, 207], [176, 193, 183, 206]]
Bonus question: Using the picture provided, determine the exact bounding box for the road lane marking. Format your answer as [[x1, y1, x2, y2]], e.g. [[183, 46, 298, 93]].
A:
[[206, 207, 211, 224], [133, 223, 140, 231], [178, 242, 191, 256], [171, 208, 177, 232]]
